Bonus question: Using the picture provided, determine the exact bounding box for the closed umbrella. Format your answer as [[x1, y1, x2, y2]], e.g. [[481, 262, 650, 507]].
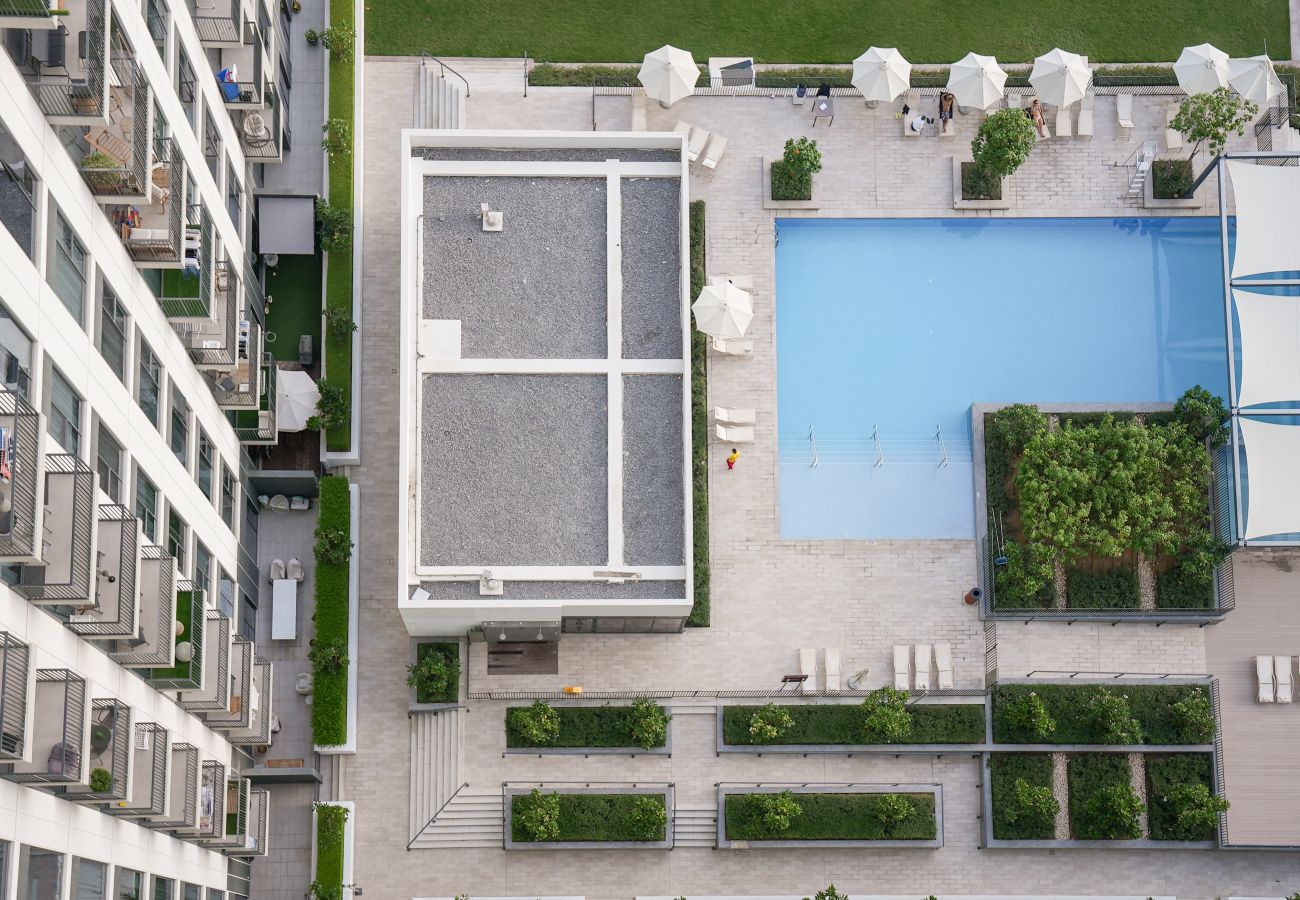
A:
[[691, 280, 753, 339], [638, 45, 699, 108], [1030, 48, 1091, 107], [1175, 43, 1230, 94], [1229, 54, 1282, 103], [947, 52, 1007, 110], [276, 368, 320, 433], [852, 47, 911, 104]]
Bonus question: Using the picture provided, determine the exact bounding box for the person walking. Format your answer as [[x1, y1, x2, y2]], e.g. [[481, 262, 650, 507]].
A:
[[726, 448, 740, 470]]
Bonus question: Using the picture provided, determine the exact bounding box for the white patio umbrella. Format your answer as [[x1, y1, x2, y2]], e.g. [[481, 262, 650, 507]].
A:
[[852, 47, 911, 103], [1029, 48, 1092, 107], [1174, 43, 1230, 94], [276, 368, 320, 433], [637, 45, 699, 108], [947, 52, 1007, 110], [1229, 54, 1283, 103], [691, 280, 753, 339]]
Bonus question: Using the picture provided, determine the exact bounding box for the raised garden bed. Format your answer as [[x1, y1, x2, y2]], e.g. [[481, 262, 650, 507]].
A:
[[1068, 753, 1142, 840], [313, 802, 349, 899], [323, 0, 356, 455], [988, 753, 1056, 839], [720, 700, 986, 749], [409, 641, 459, 706], [992, 683, 1215, 746], [1147, 752, 1221, 841], [505, 786, 673, 849], [505, 703, 671, 754], [312, 476, 352, 747], [718, 785, 941, 848], [688, 200, 709, 627]]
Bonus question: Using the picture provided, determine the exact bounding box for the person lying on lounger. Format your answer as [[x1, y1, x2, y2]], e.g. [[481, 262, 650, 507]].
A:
[[1027, 98, 1049, 137]]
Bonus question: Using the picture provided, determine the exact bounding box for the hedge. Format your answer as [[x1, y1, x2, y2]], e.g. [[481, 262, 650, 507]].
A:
[[528, 62, 642, 86], [722, 703, 985, 745], [506, 705, 667, 748], [413, 642, 459, 704], [1066, 564, 1140, 609], [323, 0, 355, 452], [724, 792, 936, 841], [311, 476, 351, 745], [1155, 557, 1215, 609], [314, 803, 348, 898], [988, 753, 1056, 840], [1147, 753, 1217, 841], [1067, 753, 1140, 840], [992, 684, 1213, 745], [687, 200, 709, 627], [511, 792, 667, 842]]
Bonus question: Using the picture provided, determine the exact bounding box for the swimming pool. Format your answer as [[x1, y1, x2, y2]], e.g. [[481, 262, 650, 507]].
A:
[[775, 217, 1230, 540]]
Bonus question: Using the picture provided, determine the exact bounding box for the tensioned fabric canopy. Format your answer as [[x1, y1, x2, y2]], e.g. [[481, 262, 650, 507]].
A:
[[1234, 290, 1300, 408], [1226, 161, 1300, 278], [1239, 417, 1300, 540]]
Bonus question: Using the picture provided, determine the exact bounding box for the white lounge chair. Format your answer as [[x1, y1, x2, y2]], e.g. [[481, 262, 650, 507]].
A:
[[914, 643, 933, 691], [1164, 108, 1183, 152], [673, 120, 692, 140], [893, 645, 910, 690], [1116, 93, 1134, 130], [934, 641, 953, 690], [1277, 656, 1294, 703], [1257, 655, 1276, 703], [711, 338, 753, 356], [1055, 105, 1072, 138], [901, 92, 921, 137], [1077, 94, 1094, 140], [715, 424, 754, 443], [824, 648, 841, 693], [799, 648, 816, 694], [686, 126, 710, 162], [700, 134, 728, 175], [714, 407, 756, 425]]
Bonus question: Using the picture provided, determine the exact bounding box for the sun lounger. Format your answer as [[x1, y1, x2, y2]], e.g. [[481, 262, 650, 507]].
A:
[[824, 648, 841, 693], [714, 407, 756, 425], [686, 126, 710, 162], [1277, 656, 1294, 703], [799, 648, 816, 694], [1116, 93, 1134, 130], [711, 338, 753, 356], [914, 643, 933, 691], [1077, 94, 1094, 140], [901, 92, 921, 138], [1164, 108, 1183, 152], [934, 641, 953, 690], [715, 424, 754, 443], [1055, 106, 1072, 138], [893, 645, 910, 690], [1257, 655, 1276, 702], [701, 133, 728, 175], [673, 120, 692, 140]]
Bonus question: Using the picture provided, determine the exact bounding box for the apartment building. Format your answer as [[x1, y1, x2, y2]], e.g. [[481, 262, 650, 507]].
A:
[[0, 0, 297, 891]]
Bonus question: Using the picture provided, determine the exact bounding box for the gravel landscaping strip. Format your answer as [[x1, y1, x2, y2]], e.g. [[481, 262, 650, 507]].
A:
[[621, 178, 682, 360], [1130, 751, 1150, 839], [623, 375, 684, 566], [418, 148, 679, 163], [416, 579, 686, 599], [1052, 751, 1070, 840]]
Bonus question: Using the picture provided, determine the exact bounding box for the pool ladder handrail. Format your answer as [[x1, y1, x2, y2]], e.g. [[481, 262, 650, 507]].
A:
[[807, 425, 820, 468], [872, 424, 884, 467], [935, 425, 949, 468]]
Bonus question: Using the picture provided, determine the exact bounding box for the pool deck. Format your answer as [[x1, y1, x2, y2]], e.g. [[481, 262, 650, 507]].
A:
[[326, 57, 1300, 900]]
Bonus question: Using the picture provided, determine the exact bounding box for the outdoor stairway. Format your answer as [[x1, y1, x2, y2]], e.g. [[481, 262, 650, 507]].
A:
[[1126, 141, 1156, 197], [673, 805, 718, 848], [410, 789, 504, 849], [415, 60, 466, 129], [408, 709, 465, 845]]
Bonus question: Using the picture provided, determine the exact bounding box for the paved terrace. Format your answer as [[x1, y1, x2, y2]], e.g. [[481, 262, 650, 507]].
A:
[[337, 57, 1300, 900]]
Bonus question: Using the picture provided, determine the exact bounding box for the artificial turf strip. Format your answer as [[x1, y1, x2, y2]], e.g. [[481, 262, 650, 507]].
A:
[[1067, 753, 1137, 840], [1146, 753, 1216, 841], [149, 590, 194, 682], [991, 684, 1212, 745], [724, 792, 936, 841], [988, 753, 1056, 840], [311, 476, 350, 746], [414, 642, 459, 704], [265, 254, 323, 364], [505, 705, 667, 748], [721, 703, 985, 745], [314, 803, 348, 896], [323, 0, 354, 453], [511, 793, 667, 842], [687, 200, 709, 627], [364, 0, 1288, 63]]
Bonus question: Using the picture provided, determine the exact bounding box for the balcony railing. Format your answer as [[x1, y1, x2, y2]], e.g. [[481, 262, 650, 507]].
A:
[[172, 260, 239, 368], [196, 760, 226, 837], [235, 356, 277, 444], [239, 90, 282, 161], [228, 658, 272, 745], [22, 454, 97, 607], [72, 504, 140, 640], [0, 391, 43, 563], [143, 741, 198, 830], [191, 0, 239, 44], [110, 545, 175, 668], [216, 20, 265, 108], [233, 789, 270, 857], [148, 583, 205, 691], [0, 0, 65, 27], [105, 722, 168, 816], [0, 668, 86, 785], [25, 0, 109, 121], [210, 321, 263, 409], [0, 634, 30, 762], [122, 144, 186, 265], [203, 637, 252, 730], [62, 697, 130, 803], [80, 69, 151, 202], [207, 776, 248, 848], [178, 611, 231, 712]]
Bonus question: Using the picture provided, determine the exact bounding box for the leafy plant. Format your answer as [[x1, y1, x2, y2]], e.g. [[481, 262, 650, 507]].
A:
[[80, 151, 121, 191], [1170, 88, 1259, 158], [993, 540, 1056, 608], [320, 24, 355, 60], [626, 697, 670, 749], [513, 700, 560, 746], [874, 792, 914, 827], [754, 790, 802, 833], [1162, 782, 1228, 840], [1081, 783, 1145, 839], [407, 648, 460, 699], [628, 795, 668, 840], [1170, 688, 1216, 743], [971, 108, 1037, 181], [861, 686, 912, 743], [309, 638, 349, 675], [748, 702, 795, 741], [1005, 777, 1059, 828], [1173, 385, 1229, 448], [314, 521, 351, 567], [1089, 688, 1142, 744], [1153, 158, 1194, 199], [961, 160, 1002, 200], [315, 198, 352, 253], [308, 881, 340, 900], [321, 117, 352, 157], [1002, 690, 1057, 740], [324, 304, 357, 341], [803, 886, 848, 900], [305, 28, 319, 44], [307, 379, 350, 431], [1066, 565, 1141, 609], [781, 136, 823, 178], [89, 767, 113, 793], [516, 788, 561, 841]]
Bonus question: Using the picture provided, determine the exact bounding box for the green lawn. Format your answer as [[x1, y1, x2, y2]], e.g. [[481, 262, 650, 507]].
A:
[[311, 476, 351, 746], [365, 0, 1288, 63], [314, 804, 348, 897], [265, 255, 323, 364], [149, 590, 195, 683], [324, 0, 354, 453]]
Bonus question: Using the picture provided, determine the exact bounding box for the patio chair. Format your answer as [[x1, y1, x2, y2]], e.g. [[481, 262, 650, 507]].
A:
[[711, 338, 753, 356], [901, 92, 921, 138], [714, 407, 756, 425], [1257, 655, 1276, 702], [687, 126, 711, 163], [934, 641, 953, 690], [1077, 94, 1095, 140], [824, 648, 841, 693], [1055, 105, 1073, 138], [1164, 108, 1183, 152], [893, 644, 910, 690], [799, 648, 816, 694], [715, 424, 754, 443], [701, 134, 729, 175], [1276, 655, 1294, 703], [914, 643, 933, 691], [1116, 93, 1135, 130]]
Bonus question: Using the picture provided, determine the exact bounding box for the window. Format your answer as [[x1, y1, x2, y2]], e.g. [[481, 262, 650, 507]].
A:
[[182, 886, 201, 900], [226, 161, 242, 234], [220, 464, 235, 529], [137, 338, 161, 426], [95, 424, 123, 503], [0, 121, 37, 260], [0, 299, 33, 399], [111, 868, 143, 900], [195, 541, 212, 602], [170, 389, 190, 465], [239, 589, 256, 641], [47, 367, 81, 455], [203, 100, 222, 182], [176, 46, 196, 127], [218, 567, 234, 619], [16, 845, 62, 900], [167, 507, 188, 573], [136, 471, 158, 541], [98, 283, 128, 381], [72, 858, 106, 900], [152, 875, 175, 900], [207, 890, 224, 900], [49, 210, 88, 322], [197, 430, 214, 498], [145, 0, 166, 56]]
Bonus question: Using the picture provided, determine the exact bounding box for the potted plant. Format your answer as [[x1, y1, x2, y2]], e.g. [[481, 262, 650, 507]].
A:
[[89, 767, 113, 793], [1158, 88, 1258, 199], [290, 0, 301, 11], [770, 136, 822, 201], [305, 28, 319, 45], [963, 108, 1036, 201], [80, 150, 120, 192]]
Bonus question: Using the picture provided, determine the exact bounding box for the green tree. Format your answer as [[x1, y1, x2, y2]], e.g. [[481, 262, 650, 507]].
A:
[[1170, 688, 1216, 744], [1170, 88, 1259, 158], [861, 686, 912, 743], [513, 700, 561, 746], [971, 108, 1037, 183], [516, 788, 561, 841], [307, 379, 350, 431], [626, 698, 670, 749], [1082, 783, 1144, 839], [755, 790, 802, 833], [321, 117, 353, 157], [320, 24, 355, 61], [781, 137, 823, 178], [1005, 777, 1060, 828], [406, 649, 460, 700], [1164, 782, 1229, 840], [875, 793, 915, 828], [1089, 689, 1142, 744], [629, 796, 668, 841], [315, 198, 351, 253], [1003, 690, 1057, 740], [748, 703, 794, 742], [1173, 385, 1229, 448]]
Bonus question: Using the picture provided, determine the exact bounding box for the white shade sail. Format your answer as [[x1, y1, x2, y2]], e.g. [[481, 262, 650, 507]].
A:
[[638, 45, 699, 107], [1029, 48, 1092, 107], [1239, 417, 1300, 540], [276, 367, 320, 432], [1229, 54, 1282, 104], [1226, 161, 1300, 278], [692, 280, 753, 339], [1174, 43, 1230, 94], [946, 52, 1007, 110], [1234, 290, 1300, 408], [852, 47, 911, 102]]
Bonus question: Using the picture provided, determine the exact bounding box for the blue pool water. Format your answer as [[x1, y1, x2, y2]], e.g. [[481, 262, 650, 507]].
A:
[[775, 217, 1230, 540]]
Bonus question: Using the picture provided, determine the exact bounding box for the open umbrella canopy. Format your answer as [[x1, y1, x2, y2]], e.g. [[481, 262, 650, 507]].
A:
[[276, 368, 320, 433], [1229, 54, 1282, 104], [638, 45, 699, 107], [1175, 43, 1230, 94], [1029, 48, 1091, 107], [852, 47, 911, 102], [947, 52, 1007, 110], [692, 280, 753, 339]]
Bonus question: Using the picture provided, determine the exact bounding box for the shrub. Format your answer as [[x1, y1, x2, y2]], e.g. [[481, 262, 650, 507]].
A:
[[309, 638, 349, 675], [748, 703, 795, 741], [629, 795, 669, 841], [722, 702, 983, 745], [315, 198, 351, 254], [309, 881, 340, 900], [1089, 689, 1143, 744], [321, 117, 352, 157], [1168, 688, 1215, 743], [874, 793, 914, 827], [1173, 385, 1229, 448], [971, 108, 1037, 181], [1153, 158, 1194, 199], [314, 522, 351, 567], [770, 160, 812, 201], [754, 790, 802, 833], [1002, 690, 1056, 740], [1005, 777, 1060, 828], [687, 200, 709, 627], [80, 151, 121, 191], [313, 803, 349, 900], [407, 647, 460, 701], [1156, 555, 1216, 609], [993, 540, 1056, 608], [307, 379, 350, 432], [1081, 783, 1145, 839], [1161, 782, 1228, 840], [1170, 88, 1259, 158], [320, 24, 354, 61], [516, 788, 561, 841], [626, 698, 670, 749], [781, 136, 823, 178], [305, 28, 319, 43], [994, 403, 1047, 449], [324, 304, 358, 341], [803, 887, 848, 900], [528, 63, 641, 86], [989, 753, 1055, 839], [1066, 565, 1141, 609], [312, 477, 351, 746], [861, 686, 912, 743], [513, 700, 560, 746], [961, 161, 1003, 200], [89, 767, 113, 793], [994, 684, 1210, 745]]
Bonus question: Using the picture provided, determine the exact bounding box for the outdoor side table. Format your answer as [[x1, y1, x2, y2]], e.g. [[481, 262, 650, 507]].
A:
[[271, 578, 298, 640], [812, 96, 834, 126]]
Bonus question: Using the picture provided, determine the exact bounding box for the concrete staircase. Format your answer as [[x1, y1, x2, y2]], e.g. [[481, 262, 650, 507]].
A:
[[410, 789, 504, 849], [408, 709, 465, 843], [415, 60, 467, 129], [673, 804, 718, 848]]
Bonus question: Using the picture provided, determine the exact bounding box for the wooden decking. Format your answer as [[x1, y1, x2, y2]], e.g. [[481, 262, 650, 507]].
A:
[[1205, 550, 1300, 847]]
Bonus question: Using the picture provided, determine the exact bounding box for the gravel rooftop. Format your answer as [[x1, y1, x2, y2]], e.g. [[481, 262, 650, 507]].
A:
[[623, 375, 685, 566], [621, 177, 682, 360]]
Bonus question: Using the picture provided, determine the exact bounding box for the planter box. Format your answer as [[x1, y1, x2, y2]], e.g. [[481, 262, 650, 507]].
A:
[[315, 483, 360, 755], [504, 785, 674, 850], [952, 158, 1011, 210], [716, 784, 943, 849], [761, 158, 819, 209], [408, 638, 462, 712], [1144, 155, 1204, 209], [504, 703, 672, 756], [716, 700, 988, 755]]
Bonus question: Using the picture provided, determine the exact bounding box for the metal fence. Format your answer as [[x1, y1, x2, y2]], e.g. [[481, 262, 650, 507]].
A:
[[149, 583, 205, 691], [0, 390, 42, 561], [32, 0, 106, 118], [6, 669, 86, 783], [179, 613, 231, 711], [0, 634, 28, 761], [1209, 679, 1229, 846]]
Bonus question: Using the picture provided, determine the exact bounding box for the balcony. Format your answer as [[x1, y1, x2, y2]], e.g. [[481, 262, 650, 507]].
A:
[[8, 0, 111, 122], [214, 20, 265, 109], [189, 0, 239, 45], [227, 657, 271, 745], [233, 355, 277, 444], [17, 454, 96, 606], [117, 143, 187, 266], [0, 668, 87, 785], [74, 63, 151, 203], [186, 759, 226, 839], [171, 259, 239, 369], [203, 636, 253, 730], [105, 721, 168, 816], [0, 390, 45, 564], [0, 0, 69, 30], [61, 697, 130, 804], [238, 85, 283, 163], [209, 320, 263, 409], [142, 741, 199, 830], [63, 504, 140, 640], [0, 634, 31, 762], [236, 789, 270, 856], [147, 582, 204, 690], [177, 611, 231, 712], [109, 545, 176, 669], [204, 777, 261, 853]]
